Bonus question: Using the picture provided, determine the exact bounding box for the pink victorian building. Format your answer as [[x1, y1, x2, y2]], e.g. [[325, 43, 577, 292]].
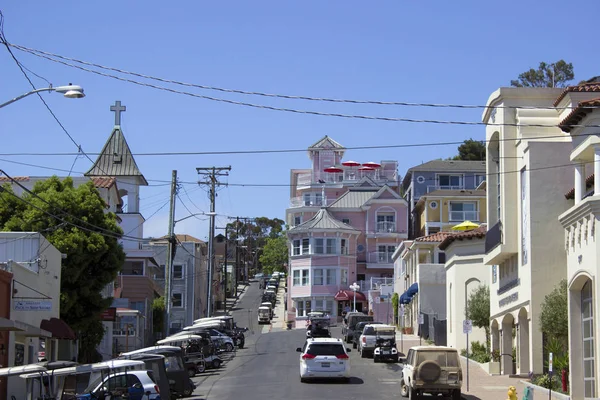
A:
[[285, 136, 408, 326]]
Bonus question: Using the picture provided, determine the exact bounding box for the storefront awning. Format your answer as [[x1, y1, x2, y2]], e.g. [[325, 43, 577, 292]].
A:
[[0, 318, 52, 337], [399, 293, 411, 304], [41, 318, 77, 340], [334, 289, 367, 302], [406, 283, 419, 297]]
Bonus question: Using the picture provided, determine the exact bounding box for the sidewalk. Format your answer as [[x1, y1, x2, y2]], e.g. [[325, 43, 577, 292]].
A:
[[213, 282, 249, 316]]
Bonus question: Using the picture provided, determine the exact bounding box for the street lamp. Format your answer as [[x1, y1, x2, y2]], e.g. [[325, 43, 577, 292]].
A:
[[0, 84, 85, 109], [350, 282, 360, 312]]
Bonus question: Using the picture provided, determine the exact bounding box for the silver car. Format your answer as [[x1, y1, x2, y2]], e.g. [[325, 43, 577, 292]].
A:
[[85, 370, 160, 399]]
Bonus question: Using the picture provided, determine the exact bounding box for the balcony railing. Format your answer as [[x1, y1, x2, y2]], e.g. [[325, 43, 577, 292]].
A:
[[297, 168, 399, 187], [497, 278, 520, 295], [113, 328, 136, 336], [368, 252, 394, 264], [357, 277, 394, 291], [449, 211, 479, 222], [485, 221, 502, 253], [290, 196, 333, 208], [427, 185, 464, 193], [376, 221, 397, 233]]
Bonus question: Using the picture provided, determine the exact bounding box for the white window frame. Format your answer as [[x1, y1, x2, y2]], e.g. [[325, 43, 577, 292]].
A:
[[173, 264, 184, 280], [437, 173, 463, 188], [326, 238, 336, 254], [341, 269, 348, 286], [172, 292, 183, 308], [341, 239, 348, 255], [292, 239, 300, 256], [296, 299, 306, 317], [448, 201, 478, 222], [313, 269, 324, 285], [301, 269, 309, 286], [294, 215, 302, 226], [325, 269, 336, 285], [314, 238, 324, 254], [293, 270, 301, 286], [302, 238, 310, 254]]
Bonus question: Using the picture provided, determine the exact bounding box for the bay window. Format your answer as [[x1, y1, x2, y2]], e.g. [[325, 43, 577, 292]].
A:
[[326, 269, 336, 285], [326, 238, 336, 254], [301, 269, 309, 285], [341, 239, 348, 255], [314, 238, 324, 254], [292, 240, 300, 256], [313, 269, 324, 285], [302, 238, 310, 254], [341, 269, 348, 286]]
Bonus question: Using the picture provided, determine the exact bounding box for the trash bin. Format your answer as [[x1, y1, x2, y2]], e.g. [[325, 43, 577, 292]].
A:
[[522, 386, 534, 400]]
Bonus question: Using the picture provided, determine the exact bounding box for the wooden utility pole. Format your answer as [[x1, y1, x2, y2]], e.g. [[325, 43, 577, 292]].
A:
[[197, 166, 231, 317], [164, 170, 178, 336], [216, 226, 229, 314]]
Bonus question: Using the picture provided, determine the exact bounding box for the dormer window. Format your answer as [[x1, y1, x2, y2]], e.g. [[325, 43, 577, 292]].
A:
[[113, 152, 122, 164]]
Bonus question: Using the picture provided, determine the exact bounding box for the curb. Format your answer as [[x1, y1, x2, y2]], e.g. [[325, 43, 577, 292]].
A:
[[518, 381, 571, 400]]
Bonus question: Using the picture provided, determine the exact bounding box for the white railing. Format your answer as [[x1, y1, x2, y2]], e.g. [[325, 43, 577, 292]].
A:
[[376, 221, 396, 233], [427, 185, 464, 193], [289, 196, 335, 208], [368, 252, 394, 264], [297, 173, 312, 186], [449, 211, 479, 222], [356, 277, 395, 291]]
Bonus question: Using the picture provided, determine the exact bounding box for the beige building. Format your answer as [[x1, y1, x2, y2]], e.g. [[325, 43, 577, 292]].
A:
[[556, 79, 600, 399], [483, 87, 572, 376], [414, 189, 487, 236], [438, 226, 488, 351], [0, 232, 76, 399]]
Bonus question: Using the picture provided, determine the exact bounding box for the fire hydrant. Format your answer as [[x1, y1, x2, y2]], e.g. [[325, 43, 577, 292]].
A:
[[507, 385, 518, 400]]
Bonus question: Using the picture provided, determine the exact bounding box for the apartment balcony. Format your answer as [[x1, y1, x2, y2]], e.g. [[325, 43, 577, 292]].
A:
[[289, 196, 334, 208], [366, 222, 408, 237], [427, 185, 464, 193], [297, 168, 399, 189], [485, 221, 502, 253], [448, 211, 479, 222], [366, 252, 394, 268], [357, 277, 394, 291]]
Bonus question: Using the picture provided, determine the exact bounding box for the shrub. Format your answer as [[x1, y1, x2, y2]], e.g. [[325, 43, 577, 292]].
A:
[[491, 349, 500, 362], [534, 374, 560, 390], [462, 341, 491, 363]]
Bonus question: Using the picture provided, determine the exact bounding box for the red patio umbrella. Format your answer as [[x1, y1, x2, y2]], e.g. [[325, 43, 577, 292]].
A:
[[362, 161, 381, 168], [342, 160, 360, 167], [324, 167, 343, 173]]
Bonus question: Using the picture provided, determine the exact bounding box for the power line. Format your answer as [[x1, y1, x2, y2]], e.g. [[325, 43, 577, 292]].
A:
[[7, 42, 599, 128], [7, 42, 593, 111]]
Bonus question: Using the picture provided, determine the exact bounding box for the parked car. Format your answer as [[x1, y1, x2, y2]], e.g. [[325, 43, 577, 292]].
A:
[[207, 328, 236, 352], [358, 324, 395, 358], [352, 321, 383, 348], [342, 312, 373, 343], [258, 306, 271, 324], [400, 346, 462, 400], [296, 338, 351, 383], [81, 370, 160, 400]]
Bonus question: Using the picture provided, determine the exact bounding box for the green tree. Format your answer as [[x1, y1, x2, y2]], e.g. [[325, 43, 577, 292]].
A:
[[0, 177, 125, 362], [259, 235, 288, 275], [510, 60, 574, 88], [539, 279, 568, 344], [466, 284, 491, 349], [226, 216, 285, 271], [391, 292, 399, 325], [453, 139, 486, 161], [152, 296, 165, 336]]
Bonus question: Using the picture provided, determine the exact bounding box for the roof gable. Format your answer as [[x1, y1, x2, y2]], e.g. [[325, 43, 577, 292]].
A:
[[328, 188, 378, 209], [288, 208, 359, 233], [554, 79, 600, 106], [308, 135, 345, 150], [365, 185, 405, 205], [353, 176, 379, 188], [85, 128, 148, 185]]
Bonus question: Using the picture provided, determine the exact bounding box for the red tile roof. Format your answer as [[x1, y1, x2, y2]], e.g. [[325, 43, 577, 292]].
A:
[[91, 177, 117, 189], [565, 173, 594, 199], [439, 225, 487, 250], [554, 81, 600, 106], [559, 98, 600, 132], [414, 231, 454, 243], [0, 176, 30, 182]]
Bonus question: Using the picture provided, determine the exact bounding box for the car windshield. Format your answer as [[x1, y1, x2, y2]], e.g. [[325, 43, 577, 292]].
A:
[[306, 344, 345, 356], [417, 351, 460, 367]]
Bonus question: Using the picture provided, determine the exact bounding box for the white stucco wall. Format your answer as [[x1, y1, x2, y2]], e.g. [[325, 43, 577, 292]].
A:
[[416, 263, 446, 319], [444, 239, 488, 351]]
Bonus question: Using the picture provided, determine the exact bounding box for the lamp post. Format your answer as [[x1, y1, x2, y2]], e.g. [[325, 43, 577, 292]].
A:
[[350, 282, 360, 312], [0, 84, 85, 109]]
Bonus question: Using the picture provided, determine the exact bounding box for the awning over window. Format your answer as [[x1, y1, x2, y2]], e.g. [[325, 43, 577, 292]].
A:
[[400, 283, 419, 304], [334, 289, 366, 302], [40, 318, 77, 340]]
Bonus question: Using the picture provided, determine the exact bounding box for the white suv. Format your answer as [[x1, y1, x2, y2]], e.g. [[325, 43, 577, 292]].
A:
[[296, 338, 351, 383]]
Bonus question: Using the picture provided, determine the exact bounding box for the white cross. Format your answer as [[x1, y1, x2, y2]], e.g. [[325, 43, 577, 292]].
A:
[[110, 101, 126, 126]]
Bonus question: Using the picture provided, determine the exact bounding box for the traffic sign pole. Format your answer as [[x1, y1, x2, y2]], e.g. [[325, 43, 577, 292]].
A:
[[463, 320, 473, 392]]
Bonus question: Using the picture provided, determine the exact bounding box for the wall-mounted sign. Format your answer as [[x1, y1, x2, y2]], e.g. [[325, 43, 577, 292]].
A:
[[499, 292, 518, 308], [100, 307, 117, 322], [14, 300, 52, 311]]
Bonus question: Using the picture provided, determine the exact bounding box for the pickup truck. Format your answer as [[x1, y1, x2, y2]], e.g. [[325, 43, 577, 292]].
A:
[[358, 324, 395, 358]]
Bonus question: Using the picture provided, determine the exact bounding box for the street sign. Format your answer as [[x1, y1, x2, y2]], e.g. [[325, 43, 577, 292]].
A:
[[463, 319, 473, 334], [14, 300, 52, 311], [418, 314, 424, 325], [549, 352, 553, 372]]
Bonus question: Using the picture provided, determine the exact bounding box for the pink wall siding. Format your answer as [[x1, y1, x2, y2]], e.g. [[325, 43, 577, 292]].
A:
[[366, 203, 408, 232], [311, 285, 341, 296], [290, 285, 311, 297]]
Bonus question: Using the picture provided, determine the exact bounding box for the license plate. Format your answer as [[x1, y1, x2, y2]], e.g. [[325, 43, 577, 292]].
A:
[[321, 362, 330, 367], [382, 350, 390, 354]]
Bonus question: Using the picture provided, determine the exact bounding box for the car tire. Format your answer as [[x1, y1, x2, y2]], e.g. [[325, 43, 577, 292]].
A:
[[212, 359, 221, 369], [408, 388, 419, 400], [400, 379, 409, 398], [187, 368, 196, 378], [374, 356, 379, 363], [452, 389, 461, 400], [352, 342, 357, 349], [183, 386, 193, 397], [300, 377, 307, 383], [225, 343, 234, 352], [360, 348, 367, 358], [196, 363, 206, 374]]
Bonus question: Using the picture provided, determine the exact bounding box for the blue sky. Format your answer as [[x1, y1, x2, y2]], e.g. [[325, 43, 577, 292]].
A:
[[0, 1, 598, 240]]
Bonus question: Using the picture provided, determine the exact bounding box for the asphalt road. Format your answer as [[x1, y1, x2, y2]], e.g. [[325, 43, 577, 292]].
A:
[[188, 281, 404, 400]]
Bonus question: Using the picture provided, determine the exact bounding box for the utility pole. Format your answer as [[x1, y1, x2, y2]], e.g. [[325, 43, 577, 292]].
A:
[[197, 166, 231, 317], [164, 170, 178, 336], [227, 216, 256, 293]]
